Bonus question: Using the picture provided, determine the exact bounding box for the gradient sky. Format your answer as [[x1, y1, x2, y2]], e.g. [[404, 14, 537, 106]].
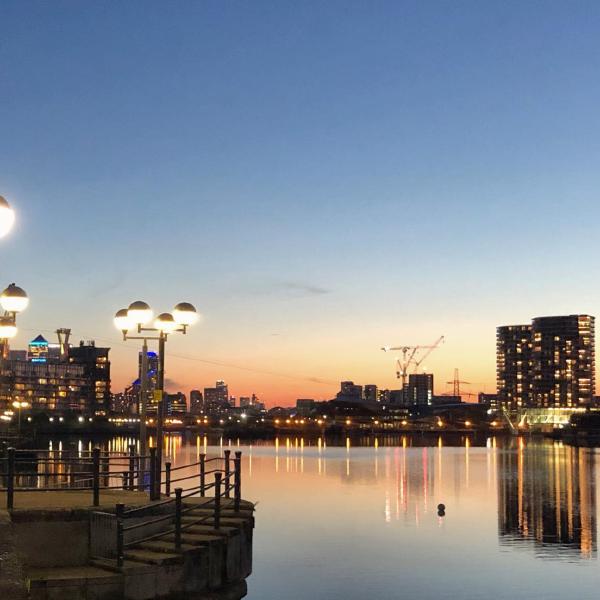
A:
[[1, 1, 600, 406]]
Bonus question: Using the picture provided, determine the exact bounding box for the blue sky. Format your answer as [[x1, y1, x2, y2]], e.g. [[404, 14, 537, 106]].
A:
[[1, 1, 599, 403]]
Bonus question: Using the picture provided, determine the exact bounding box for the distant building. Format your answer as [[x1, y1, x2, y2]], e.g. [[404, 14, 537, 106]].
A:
[[497, 315, 595, 410], [336, 381, 363, 403], [204, 380, 229, 411], [364, 384, 378, 403], [296, 399, 315, 415], [378, 389, 390, 403], [432, 395, 462, 405], [137, 351, 159, 415], [388, 389, 404, 405], [165, 392, 187, 415], [112, 388, 137, 415], [239, 394, 265, 411], [407, 373, 433, 406], [190, 389, 203, 415], [67, 341, 111, 415], [478, 393, 499, 411], [0, 337, 110, 416]]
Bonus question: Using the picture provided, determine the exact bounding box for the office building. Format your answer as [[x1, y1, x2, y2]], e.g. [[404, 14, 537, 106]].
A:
[[204, 380, 229, 410]]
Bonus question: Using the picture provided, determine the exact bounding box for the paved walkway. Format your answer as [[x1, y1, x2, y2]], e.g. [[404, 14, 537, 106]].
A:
[[0, 489, 152, 511]]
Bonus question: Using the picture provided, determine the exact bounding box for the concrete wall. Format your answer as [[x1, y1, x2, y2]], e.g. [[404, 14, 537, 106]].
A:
[[0, 510, 28, 599], [12, 509, 90, 568]]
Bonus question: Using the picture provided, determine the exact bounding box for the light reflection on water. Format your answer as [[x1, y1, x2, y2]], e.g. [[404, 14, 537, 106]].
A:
[[51, 435, 600, 599]]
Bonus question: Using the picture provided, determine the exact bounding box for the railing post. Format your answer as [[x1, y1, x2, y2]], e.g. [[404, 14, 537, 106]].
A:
[[149, 447, 157, 501], [102, 452, 110, 487], [7, 448, 15, 510], [128, 444, 135, 491], [92, 447, 100, 507], [224, 449, 231, 498], [122, 472, 128, 490], [175, 487, 182, 550], [67, 447, 76, 488], [116, 503, 124, 568], [199, 453, 206, 497], [165, 461, 171, 497], [214, 472, 222, 530], [234, 451, 242, 512]]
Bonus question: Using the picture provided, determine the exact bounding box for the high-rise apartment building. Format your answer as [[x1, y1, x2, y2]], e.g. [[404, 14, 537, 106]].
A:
[[497, 315, 595, 410], [531, 315, 595, 408], [496, 325, 533, 411]]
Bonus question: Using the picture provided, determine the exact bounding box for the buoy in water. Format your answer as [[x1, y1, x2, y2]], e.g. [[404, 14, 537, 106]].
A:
[[437, 503, 446, 517]]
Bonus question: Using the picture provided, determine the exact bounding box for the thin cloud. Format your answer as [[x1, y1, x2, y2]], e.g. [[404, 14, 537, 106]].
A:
[[279, 281, 331, 296]]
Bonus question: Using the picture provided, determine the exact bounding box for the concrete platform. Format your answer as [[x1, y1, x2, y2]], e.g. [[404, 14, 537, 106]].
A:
[[1, 489, 153, 512]]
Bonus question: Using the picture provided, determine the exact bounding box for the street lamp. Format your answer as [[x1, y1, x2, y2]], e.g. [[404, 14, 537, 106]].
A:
[[114, 300, 198, 499], [12, 400, 30, 433], [0, 196, 16, 239], [0, 283, 29, 353]]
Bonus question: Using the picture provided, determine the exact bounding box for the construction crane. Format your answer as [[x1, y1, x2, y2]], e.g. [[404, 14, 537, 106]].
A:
[[381, 336, 445, 390], [446, 368, 470, 397]]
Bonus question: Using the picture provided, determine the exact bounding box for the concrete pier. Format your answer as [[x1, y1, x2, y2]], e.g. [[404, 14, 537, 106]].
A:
[[1, 491, 254, 599]]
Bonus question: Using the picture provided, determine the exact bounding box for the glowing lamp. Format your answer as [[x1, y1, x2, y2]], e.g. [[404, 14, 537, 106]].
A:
[[154, 312, 177, 333], [0, 316, 17, 339], [173, 302, 199, 326], [0, 284, 29, 313], [127, 300, 153, 325], [114, 308, 133, 332], [0, 196, 15, 238]]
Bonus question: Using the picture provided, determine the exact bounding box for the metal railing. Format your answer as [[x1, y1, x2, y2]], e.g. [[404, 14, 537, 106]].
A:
[[89, 450, 243, 567], [0, 445, 159, 509]]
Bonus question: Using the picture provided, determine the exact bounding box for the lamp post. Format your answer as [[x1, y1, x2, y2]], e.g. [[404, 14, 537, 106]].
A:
[[114, 301, 198, 498], [12, 400, 29, 433], [0, 284, 29, 421]]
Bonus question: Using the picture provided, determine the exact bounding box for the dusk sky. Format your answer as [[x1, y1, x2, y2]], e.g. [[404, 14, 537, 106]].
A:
[[1, 2, 600, 405]]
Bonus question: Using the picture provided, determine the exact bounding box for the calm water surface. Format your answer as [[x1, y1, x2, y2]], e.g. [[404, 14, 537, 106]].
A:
[[71, 435, 600, 599]]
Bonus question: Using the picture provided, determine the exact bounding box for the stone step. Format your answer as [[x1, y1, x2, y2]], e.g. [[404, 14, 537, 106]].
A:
[[27, 565, 122, 600], [122, 548, 183, 565], [182, 515, 248, 527], [183, 498, 254, 511], [185, 507, 253, 518], [183, 524, 239, 538], [134, 539, 196, 553], [162, 532, 224, 546], [90, 557, 155, 574]]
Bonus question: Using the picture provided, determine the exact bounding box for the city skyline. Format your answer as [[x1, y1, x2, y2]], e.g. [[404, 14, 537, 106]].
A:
[[2, 3, 600, 405]]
